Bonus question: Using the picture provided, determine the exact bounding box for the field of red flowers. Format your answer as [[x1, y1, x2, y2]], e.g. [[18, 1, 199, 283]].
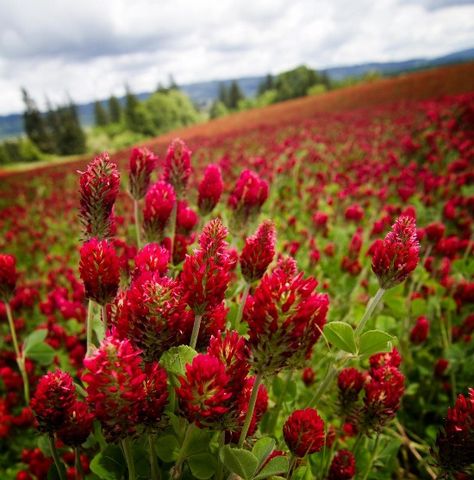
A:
[[0, 69, 473, 480]]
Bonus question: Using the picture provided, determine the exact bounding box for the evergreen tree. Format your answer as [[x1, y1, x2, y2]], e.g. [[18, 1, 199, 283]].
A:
[[124, 85, 142, 132], [108, 95, 122, 123], [168, 74, 179, 91], [228, 81, 244, 110], [22, 88, 55, 153], [258, 74, 274, 95], [94, 101, 109, 126], [55, 100, 86, 155], [217, 83, 229, 108]]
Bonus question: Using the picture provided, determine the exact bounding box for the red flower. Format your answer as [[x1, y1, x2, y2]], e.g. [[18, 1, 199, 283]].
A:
[[78, 153, 120, 239], [410, 316, 430, 344], [117, 274, 192, 362], [283, 408, 325, 457], [228, 169, 268, 224], [208, 331, 250, 392], [30, 370, 76, 433], [328, 450, 356, 480], [425, 222, 446, 243], [435, 389, 474, 474], [302, 367, 316, 386], [57, 401, 94, 447], [344, 204, 364, 222], [82, 335, 147, 442], [163, 138, 191, 197], [338, 368, 364, 396], [244, 264, 328, 374], [371, 216, 419, 289], [198, 164, 223, 215], [369, 348, 401, 369], [79, 238, 120, 306], [176, 354, 233, 426], [143, 181, 176, 242], [133, 243, 169, 280], [240, 221, 276, 284], [128, 147, 158, 200], [176, 200, 198, 234], [138, 362, 169, 428], [0, 254, 18, 302], [181, 219, 233, 314]]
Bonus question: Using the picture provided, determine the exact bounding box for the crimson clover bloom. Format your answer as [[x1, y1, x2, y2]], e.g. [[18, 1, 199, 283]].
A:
[[132, 243, 169, 280], [117, 274, 192, 362], [30, 370, 76, 434], [371, 215, 420, 289], [338, 367, 365, 410], [240, 220, 276, 284], [0, 254, 18, 302], [79, 153, 120, 240], [410, 316, 430, 344], [57, 401, 94, 447], [244, 261, 329, 375], [328, 450, 356, 480], [138, 362, 169, 429], [176, 353, 233, 427], [198, 164, 224, 215], [79, 238, 120, 306], [143, 181, 176, 242], [128, 147, 158, 200], [82, 335, 147, 442], [163, 138, 192, 198], [283, 408, 325, 457]]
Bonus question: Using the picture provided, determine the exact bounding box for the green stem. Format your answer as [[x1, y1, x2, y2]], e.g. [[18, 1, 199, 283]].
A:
[[102, 304, 108, 334], [5, 302, 30, 404], [148, 433, 160, 480], [306, 360, 340, 408], [216, 431, 225, 480], [86, 299, 95, 356], [287, 454, 298, 480], [361, 435, 380, 480], [234, 283, 250, 332], [121, 438, 136, 480], [238, 373, 263, 447], [189, 314, 202, 350], [134, 199, 142, 250], [49, 434, 66, 480], [267, 370, 293, 434], [355, 288, 385, 335], [169, 201, 178, 265], [75, 447, 84, 480], [173, 423, 196, 479]]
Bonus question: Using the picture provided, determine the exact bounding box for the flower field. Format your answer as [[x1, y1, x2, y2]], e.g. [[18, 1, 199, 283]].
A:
[[0, 67, 473, 480]]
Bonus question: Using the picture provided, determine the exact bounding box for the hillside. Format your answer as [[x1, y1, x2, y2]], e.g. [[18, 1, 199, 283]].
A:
[[1, 61, 474, 179]]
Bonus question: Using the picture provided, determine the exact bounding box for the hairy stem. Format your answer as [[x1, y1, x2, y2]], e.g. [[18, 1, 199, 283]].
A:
[[355, 287, 385, 335], [189, 314, 202, 350], [86, 299, 95, 356], [121, 438, 136, 480], [133, 199, 142, 250], [49, 434, 66, 480], [148, 433, 161, 480], [234, 282, 250, 332], [75, 447, 84, 480], [238, 373, 263, 447]]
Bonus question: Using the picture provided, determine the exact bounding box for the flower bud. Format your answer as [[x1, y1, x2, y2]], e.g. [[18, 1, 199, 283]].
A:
[[198, 164, 223, 215], [0, 254, 18, 303], [283, 408, 325, 457], [128, 147, 158, 200], [163, 138, 191, 198], [143, 181, 176, 242], [328, 450, 356, 480]]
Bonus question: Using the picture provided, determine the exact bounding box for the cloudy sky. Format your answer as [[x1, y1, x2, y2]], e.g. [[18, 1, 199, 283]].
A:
[[0, 0, 473, 114]]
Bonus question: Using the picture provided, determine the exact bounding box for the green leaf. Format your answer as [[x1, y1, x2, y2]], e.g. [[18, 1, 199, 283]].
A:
[[92, 314, 105, 343], [410, 298, 427, 317], [160, 346, 198, 377], [384, 296, 407, 317], [90, 445, 125, 480], [219, 445, 259, 480], [26, 343, 55, 365], [323, 322, 357, 353], [254, 456, 289, 479], [188, 453, 217, 479], [359, 330, 393, 357], [23, 329, 48, 354], [252, 437, 275, 466], [155, 434, 180, 462]]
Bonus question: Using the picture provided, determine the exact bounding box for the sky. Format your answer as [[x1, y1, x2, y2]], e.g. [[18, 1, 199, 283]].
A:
[[0, 0, 473, 114]]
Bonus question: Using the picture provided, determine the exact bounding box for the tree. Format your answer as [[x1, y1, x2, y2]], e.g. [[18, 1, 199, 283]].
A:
[[217, 83, 229, 108], [228, 81, 244, 110], [209, 100, 228, 119], [258, 74, 274, 95], [108, 95, 122, 123], [94, 101, 109, 127], [22, 88, 55, 153], [124, 86, 143, 133], [54, 100, 86, 155]]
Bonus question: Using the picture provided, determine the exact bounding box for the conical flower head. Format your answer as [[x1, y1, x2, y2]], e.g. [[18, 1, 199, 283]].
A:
[[198, 164, 223, 215], [163, 138, 191, 197], [283, 408, 325, 457], [133, 243, 169, 280], [328, 450, 356, 480], [176, 353, 233, 426], [82, 335, 146, 442], [30, 370, 76, 433], [138, 362, 169, 428], [128, 147, 158, 200], [117, 274, 192, 362], [182, 219, 233, 314], [57, 401, 94, 447], [240, 220, 276, 283], [143, 181, 176, 242], [79, 153, 120, 240], [79, 238, 120, 306], [228, 169, 269, 224], [244, 266, 329, 375], [371, 216, 419, 289], [0, 253, 18, 302]]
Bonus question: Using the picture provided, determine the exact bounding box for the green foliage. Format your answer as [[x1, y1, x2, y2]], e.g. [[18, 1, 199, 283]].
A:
[[108, 95, 122, 123], [219, 445, 259, 480], [0, 137, 44, 165], [273, 65, 329, 102], [324, 321, 357, 353], [90, 445, 125, 480], [94, 101, 109, 127], [209, 100, 229, 119]]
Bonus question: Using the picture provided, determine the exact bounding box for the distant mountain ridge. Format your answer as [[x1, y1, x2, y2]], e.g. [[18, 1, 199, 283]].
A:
[[1, 47, 473, 139]]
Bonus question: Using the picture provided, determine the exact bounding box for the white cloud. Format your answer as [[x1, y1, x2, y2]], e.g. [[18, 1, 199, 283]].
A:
[[0, 0, 473, 114]]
